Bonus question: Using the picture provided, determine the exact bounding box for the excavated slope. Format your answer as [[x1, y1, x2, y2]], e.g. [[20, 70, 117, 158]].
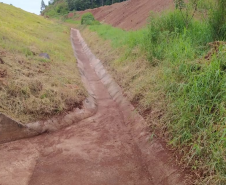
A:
[[80, 0, 174, 30]]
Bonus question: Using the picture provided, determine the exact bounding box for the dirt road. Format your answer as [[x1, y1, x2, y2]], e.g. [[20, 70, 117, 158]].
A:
[[0, 29, 187, 185]]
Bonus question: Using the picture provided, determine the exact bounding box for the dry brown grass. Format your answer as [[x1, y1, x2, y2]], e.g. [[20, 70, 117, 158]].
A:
[[0, 47, 86, 123], [0, 4, 86, 123]]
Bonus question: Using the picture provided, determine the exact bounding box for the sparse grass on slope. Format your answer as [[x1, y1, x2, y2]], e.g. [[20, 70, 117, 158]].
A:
[[81, 10, 226, 184], [0, 3, 86, 123]]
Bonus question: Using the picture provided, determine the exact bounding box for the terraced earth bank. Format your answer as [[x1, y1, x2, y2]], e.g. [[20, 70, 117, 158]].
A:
[[0, 29, 188, 185], [79, 0, 173, 30]]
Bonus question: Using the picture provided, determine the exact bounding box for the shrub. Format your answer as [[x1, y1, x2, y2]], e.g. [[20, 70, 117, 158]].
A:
[[56, 2, 69, 14], [81, 12, 95, 25], [43, 1, 69, 18]]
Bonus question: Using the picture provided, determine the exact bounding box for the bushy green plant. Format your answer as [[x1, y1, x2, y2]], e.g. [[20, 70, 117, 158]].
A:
[[42, 1, 69, 18], [81, 13, 95, 25], [56, 2, 69, 14]]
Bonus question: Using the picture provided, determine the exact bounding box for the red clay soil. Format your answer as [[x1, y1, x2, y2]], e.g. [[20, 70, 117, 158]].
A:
[[0, 29, 189, 185], [79, 0, 174, 30]]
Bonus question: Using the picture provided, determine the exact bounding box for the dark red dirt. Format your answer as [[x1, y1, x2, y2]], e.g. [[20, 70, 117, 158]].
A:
[[0, 29, 188, 185], [79, 0, 174, 30]]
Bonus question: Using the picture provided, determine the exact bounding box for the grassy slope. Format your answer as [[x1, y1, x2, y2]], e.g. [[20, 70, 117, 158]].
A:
[[80, 11, 226, 184], [0, 3, 86, 123]]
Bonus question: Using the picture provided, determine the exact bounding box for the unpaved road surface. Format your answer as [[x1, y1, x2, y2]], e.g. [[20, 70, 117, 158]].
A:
[[0, 29, 187, 185], [80, 0, 173, 30]]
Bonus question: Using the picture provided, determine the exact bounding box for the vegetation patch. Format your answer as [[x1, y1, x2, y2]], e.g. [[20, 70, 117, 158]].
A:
[[42, 0, 69, 18], [44, 0, 128, 12], [0, 3, 86, 123], [81, 13, 100, 25]]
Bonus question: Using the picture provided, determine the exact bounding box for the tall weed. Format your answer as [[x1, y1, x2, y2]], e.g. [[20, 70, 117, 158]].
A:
[[143, 11, 212, 63]]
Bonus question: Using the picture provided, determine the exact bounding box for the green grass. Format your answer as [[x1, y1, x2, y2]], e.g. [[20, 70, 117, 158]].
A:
[[86, 9, 226, 184], [65, 19, 80, 24], [89, 24, 146, 48], [0, 4, 71, 62]]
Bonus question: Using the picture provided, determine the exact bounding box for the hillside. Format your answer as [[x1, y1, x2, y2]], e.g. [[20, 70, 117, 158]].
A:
[[0, 3, 86, 123], [79, 0, 174, 30]]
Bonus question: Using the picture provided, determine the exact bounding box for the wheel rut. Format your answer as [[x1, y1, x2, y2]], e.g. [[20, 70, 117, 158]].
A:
[[0, 29, 188, 185]]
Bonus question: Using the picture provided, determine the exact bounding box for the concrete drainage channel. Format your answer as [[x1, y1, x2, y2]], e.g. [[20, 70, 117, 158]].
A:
[[0, 29, 189, 185]]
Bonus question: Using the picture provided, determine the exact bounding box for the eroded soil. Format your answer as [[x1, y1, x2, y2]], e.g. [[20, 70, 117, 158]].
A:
[[0, 29, 188, 185], [79, 0, 174, 30]]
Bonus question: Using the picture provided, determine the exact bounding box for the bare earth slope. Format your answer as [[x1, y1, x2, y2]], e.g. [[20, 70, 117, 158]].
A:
[[0, 29, 188, 185], [80, 0, 173, 30]]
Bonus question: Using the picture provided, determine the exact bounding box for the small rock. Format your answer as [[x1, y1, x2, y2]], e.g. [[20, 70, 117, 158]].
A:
[[0, 69, 7, 78], [39, 53, 50, 59], [0, 58, 4, 64]]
